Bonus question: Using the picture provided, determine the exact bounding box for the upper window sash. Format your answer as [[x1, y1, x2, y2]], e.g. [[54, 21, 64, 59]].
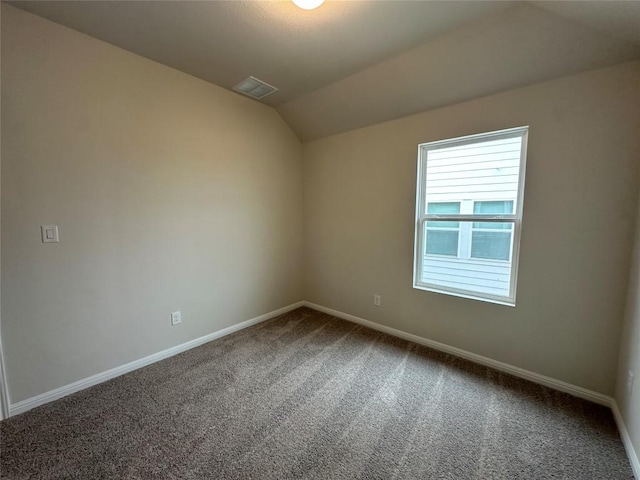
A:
[[416, 126, 528, 219]]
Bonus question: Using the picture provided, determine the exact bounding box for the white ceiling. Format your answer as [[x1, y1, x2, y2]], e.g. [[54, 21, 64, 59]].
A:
[[9, 0, 640, 141]]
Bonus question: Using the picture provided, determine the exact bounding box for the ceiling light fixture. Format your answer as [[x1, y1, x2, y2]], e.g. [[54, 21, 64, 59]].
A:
[[292, 0, 325, 10]]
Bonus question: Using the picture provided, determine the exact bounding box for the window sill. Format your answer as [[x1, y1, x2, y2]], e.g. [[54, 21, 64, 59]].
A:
[[413, 283, 516, 307]]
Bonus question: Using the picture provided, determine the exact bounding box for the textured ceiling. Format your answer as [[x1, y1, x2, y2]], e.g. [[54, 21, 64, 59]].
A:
[[9, 0, 511, 106], [532, 0, 640, 46], [279, 3, 640, 140], [8, 0, 640, 141]]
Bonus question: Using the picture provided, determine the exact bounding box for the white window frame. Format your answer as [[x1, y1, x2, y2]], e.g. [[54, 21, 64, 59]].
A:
[[413, 126, 528, 306]]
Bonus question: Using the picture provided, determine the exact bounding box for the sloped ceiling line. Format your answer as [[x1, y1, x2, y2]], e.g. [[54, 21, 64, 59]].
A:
[[9, 0, 640, 141]]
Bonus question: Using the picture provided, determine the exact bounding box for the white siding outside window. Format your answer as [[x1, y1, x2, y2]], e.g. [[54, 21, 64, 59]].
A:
[[413, 127, 528, 306]]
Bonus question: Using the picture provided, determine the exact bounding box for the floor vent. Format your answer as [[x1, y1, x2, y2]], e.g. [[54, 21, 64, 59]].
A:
[[232, 76, 278, 100]]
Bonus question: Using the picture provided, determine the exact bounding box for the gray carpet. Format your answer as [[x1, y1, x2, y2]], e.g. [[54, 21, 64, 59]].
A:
[[0, 307, 633, 479]]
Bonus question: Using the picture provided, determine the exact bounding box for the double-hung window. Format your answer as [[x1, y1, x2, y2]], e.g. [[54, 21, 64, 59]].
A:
[[413, 127, 528, 306]]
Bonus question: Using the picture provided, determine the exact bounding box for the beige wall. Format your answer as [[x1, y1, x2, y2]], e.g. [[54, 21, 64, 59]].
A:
[[616, 192, 640, 461], [2, 2, 640, 416], [1, 5, 303, 404], [303, 61, 640, 395]]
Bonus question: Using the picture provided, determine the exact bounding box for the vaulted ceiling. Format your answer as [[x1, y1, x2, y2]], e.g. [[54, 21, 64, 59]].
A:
[[9, 0, 640, 141]]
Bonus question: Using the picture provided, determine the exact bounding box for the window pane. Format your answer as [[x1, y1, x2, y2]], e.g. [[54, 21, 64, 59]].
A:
[[421, 222, 513, 298], [427, 202, 460, 228], [473, 201, 514, 229], [426, 230, 459, 256], [428, 202, 460, 214], [424, 137, 522, 211], [473, 221, 513, 230], [471, 231, 511, 261], [472, 201, 514, 229], [474, 200, 514, 214]]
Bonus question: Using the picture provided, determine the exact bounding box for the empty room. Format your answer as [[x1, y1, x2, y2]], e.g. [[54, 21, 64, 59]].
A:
[[1, 0, 639, 478]]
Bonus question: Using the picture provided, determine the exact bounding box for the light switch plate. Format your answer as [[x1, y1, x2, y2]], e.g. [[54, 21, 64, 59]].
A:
[[41, 225, 59, 243]]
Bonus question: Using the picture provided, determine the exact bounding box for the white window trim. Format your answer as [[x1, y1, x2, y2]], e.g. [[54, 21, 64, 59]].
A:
[[413, 126, 529, 306]]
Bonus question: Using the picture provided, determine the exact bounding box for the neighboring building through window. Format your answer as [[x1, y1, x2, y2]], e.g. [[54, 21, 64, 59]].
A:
[[413, 127, 528, 305]]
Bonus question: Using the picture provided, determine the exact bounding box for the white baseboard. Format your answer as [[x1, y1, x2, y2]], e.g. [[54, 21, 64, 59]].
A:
[[9, 301, 304, 417], [6, 300, 639, 477], [302, 301, 612, 405], [0, 334, 10, 420], [611, 400, 640, 479], [303, 301, 640, 477]]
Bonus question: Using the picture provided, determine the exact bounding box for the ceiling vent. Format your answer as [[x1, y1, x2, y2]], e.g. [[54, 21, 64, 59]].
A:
[[232, 76, 278, 100]]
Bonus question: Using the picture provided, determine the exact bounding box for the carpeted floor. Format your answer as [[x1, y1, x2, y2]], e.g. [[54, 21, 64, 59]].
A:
[[0, 307, 633, 479]]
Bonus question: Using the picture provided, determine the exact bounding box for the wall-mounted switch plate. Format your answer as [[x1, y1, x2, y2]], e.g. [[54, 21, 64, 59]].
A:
[[41, 225, 59, 243], [171, 311, 182, 326]]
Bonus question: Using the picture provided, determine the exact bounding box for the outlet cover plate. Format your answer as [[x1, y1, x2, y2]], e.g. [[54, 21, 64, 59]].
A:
[[41, 225, 59, 243], [171, 311, 182, 326]]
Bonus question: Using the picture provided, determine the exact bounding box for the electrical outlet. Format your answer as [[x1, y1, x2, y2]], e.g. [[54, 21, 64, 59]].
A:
[[373, 294, 381, 306], [41, 225, 59, 243], [628, 370, 635, 397], [171, 311, 182, 326]]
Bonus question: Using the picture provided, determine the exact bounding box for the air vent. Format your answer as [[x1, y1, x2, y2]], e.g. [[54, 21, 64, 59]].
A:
[[232, 76, 278, 100]]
